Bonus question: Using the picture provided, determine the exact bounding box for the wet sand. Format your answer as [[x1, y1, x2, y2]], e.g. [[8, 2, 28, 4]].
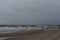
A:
[[0, 29, 60, 40]]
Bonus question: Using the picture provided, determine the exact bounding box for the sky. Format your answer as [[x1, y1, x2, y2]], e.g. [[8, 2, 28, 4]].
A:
[[0, 0, 60, 25]]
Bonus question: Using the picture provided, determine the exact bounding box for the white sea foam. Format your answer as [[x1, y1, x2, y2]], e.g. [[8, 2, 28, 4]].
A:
[[0, 26, 42, 33], [0, 26, 58, 33]]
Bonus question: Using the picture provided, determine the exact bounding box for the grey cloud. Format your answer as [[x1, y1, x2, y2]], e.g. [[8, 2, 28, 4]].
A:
[[0, 0, 60, 24]]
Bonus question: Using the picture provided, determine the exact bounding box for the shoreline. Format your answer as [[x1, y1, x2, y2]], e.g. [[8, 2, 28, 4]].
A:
[[0, 29, 59, 40]]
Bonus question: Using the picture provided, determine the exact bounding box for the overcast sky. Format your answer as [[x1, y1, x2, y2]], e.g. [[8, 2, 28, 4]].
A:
[[0, 0, 60, 25]]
